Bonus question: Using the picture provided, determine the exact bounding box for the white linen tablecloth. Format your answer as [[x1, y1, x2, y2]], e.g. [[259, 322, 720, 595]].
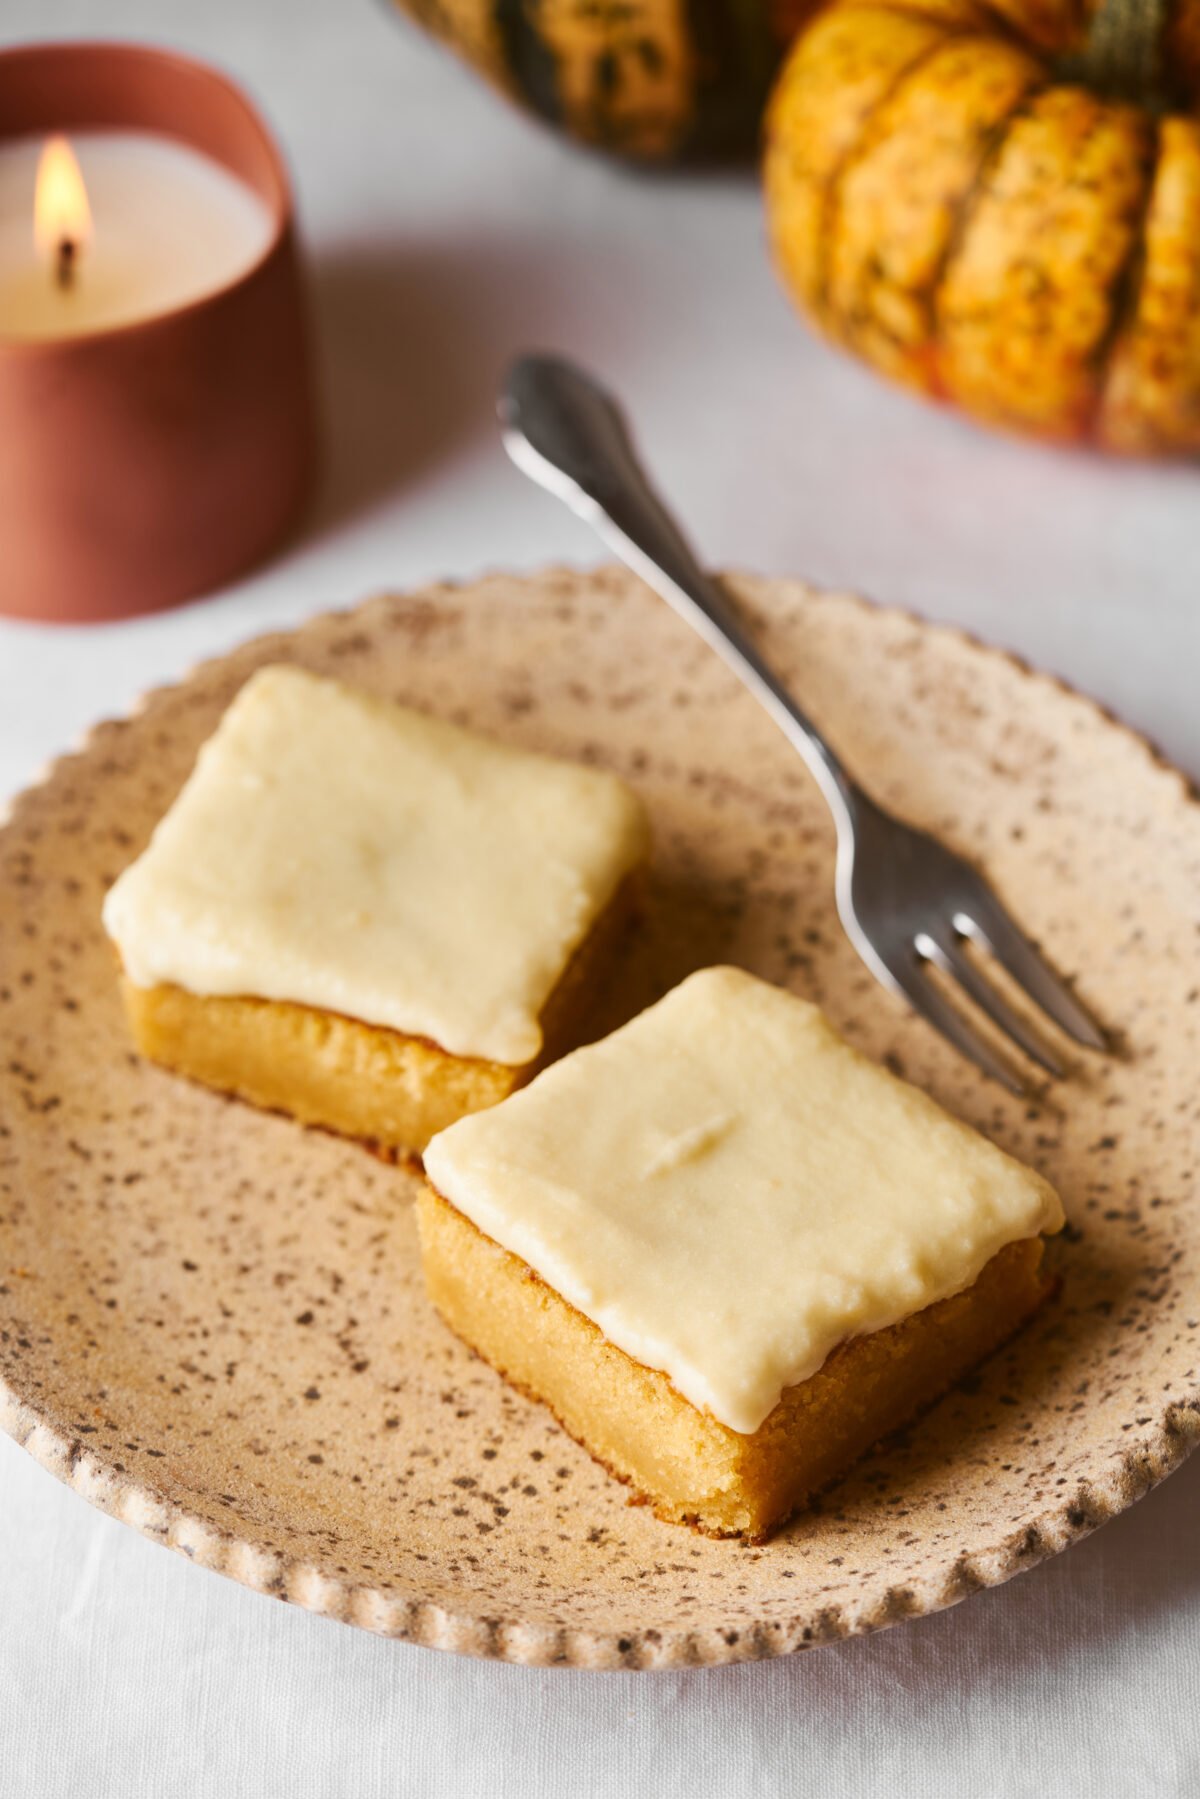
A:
[[2, 1, 1198, 1792]]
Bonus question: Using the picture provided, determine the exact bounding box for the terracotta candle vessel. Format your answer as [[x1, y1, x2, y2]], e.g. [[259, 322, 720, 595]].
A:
[[0, 42, 315, 623]]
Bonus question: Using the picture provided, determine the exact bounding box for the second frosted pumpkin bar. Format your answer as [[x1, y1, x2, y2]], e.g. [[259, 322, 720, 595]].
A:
[[420, 967, 1064, 1538]]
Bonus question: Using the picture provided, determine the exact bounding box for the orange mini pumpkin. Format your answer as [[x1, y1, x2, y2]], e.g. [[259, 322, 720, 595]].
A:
[[764, 0, 1200, 453]]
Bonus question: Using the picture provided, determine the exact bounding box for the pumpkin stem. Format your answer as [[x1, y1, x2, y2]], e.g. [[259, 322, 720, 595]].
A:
[[1073, 0, 1173, 106]]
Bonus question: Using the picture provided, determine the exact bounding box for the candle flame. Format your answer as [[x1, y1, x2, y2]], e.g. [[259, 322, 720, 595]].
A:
[[34, 136, 93, 267]]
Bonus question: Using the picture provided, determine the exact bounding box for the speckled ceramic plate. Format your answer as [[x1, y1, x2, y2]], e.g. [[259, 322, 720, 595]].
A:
[[2, 568, 1198, 1670]]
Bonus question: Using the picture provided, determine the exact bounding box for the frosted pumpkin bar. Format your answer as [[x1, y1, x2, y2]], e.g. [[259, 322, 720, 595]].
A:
[[420, 967, 1064, 1539], [102, 665, 649, 1157]]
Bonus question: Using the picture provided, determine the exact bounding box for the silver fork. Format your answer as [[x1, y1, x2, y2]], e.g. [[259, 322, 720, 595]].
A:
[[499, 353, 1107, 1094]]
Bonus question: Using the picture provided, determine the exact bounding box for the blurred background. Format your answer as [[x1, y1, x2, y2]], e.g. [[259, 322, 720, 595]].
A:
[[2, 0, 1196, 801]]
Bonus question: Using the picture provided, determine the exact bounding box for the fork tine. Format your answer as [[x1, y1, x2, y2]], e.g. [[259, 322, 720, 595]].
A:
[[883, 954, 1028, 1095], [916, 932, 1066, 1079], [956, 895, 1106, 1051]]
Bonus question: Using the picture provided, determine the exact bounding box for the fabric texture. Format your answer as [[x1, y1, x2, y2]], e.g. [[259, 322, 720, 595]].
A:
[[3, 1433, 1199, 1798]]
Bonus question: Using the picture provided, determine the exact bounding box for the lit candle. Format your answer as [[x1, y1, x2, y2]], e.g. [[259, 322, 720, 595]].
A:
[[35, 135, 91, 292], [0, 130, 274, 340], [0, 41, 314, 623]]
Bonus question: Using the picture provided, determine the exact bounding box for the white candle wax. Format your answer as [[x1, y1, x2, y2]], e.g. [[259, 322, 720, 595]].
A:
[[0, 130, 274, 340]]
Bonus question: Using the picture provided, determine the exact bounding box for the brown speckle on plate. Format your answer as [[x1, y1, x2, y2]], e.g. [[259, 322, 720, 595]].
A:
[[0, 567, 1198, 1669]]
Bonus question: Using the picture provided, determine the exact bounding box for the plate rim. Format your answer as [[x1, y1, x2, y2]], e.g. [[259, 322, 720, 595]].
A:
[[2, 565, 1199, 1671]]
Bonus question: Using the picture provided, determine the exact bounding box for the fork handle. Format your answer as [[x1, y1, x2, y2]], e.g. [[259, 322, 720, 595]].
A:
[[499, 356, 859, 835]]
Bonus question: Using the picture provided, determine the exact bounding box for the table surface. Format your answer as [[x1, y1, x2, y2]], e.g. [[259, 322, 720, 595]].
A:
[[3, 2, 1198, 1794]]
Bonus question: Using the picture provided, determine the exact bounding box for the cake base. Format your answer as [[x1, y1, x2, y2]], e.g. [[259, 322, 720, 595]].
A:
[[417, 1184, 1053, 1539], [119, 875, 638, 1159]]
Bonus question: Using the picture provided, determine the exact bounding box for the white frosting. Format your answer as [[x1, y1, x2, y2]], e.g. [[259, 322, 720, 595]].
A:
[[425, 967, 1064, 1433], [103, 666, 649, 1064]]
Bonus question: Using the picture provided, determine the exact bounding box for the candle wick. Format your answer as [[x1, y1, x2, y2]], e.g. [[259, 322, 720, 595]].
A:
[[55, 238, 77, 291]]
